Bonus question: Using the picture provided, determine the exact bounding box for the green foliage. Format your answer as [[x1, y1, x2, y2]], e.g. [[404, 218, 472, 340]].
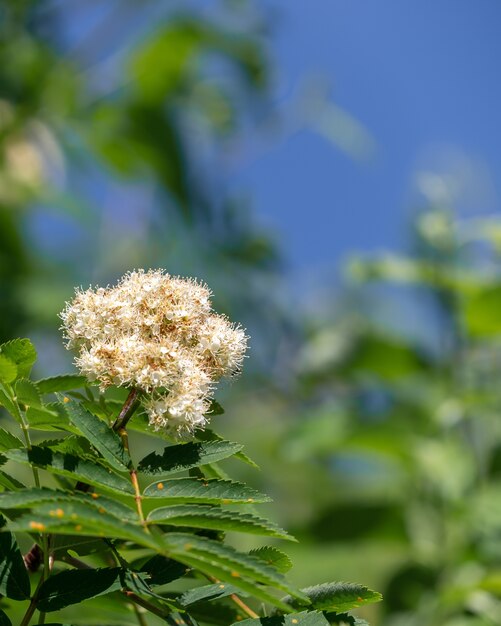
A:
[[0, 342, 378, 625], [283, 583, 382, 613], [0, 531, 31, 600]]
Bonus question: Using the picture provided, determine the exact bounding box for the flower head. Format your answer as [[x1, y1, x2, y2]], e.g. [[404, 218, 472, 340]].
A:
[[60, 270, 248, 437]]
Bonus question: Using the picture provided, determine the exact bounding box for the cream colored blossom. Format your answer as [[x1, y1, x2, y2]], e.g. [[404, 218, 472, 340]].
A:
[[60, 270, 247, 437]]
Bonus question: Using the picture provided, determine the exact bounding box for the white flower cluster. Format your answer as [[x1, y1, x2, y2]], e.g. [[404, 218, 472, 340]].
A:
[[60, 270, 247, 437]]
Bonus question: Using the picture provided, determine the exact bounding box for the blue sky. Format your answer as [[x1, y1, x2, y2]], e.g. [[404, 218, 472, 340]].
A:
[[232, 0, 501, 277]]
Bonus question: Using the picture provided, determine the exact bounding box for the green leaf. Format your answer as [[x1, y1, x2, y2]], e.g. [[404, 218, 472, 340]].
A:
[[0, 530, 30, 600], [236, 612, 330, 626], [325, 614, 369, 626], [0, 389, 21, 420], [179, 581, 244, 606], [8, 501, 157, 549], [0, 470, 25, 491], [36, 375, 87, 394], [143, 477, 270, 506], [197, 430, 259, 468], [0, 339, 36, 378], [249, 547, 293, 573], [0, 428, 23, 452], [37, 567, 123, 611], [284, 582, 382, 613], [62, 399, 131, 471], [26, 403, 72, 432], [208, 400, 225, 415], [15, 379, 42, 408], [138, 440, 243, 476], [5, 447, 134, 495], [0, 488, 136, 521], [140, 554, 189, 586], [0, 608, 11, 626], [0, 355, 17, 385], [147, 505, 294, 540], [164, 532, 308, 610]]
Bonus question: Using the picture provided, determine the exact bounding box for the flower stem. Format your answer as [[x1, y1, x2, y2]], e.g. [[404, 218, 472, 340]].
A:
[[112, 388, 140, 431]]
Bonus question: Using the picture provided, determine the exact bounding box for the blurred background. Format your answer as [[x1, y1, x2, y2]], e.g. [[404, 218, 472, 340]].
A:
[[3, 1, 501, 624]]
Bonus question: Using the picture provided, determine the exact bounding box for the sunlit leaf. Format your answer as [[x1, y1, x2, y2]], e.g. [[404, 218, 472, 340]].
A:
[[5, 447, 133, 495], [62, 399, 130, 470], [143, 477, 270, 506], [147, 504, 294, 540], [0, 356, 17, 385], [36, 375, 87, 394], [0, 339, 36, 378]]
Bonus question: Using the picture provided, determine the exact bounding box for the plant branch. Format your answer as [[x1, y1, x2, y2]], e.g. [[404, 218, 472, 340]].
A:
[[112, 388, 140, 431], [206, 575, 259, 619], [19, 571, 45, 626]]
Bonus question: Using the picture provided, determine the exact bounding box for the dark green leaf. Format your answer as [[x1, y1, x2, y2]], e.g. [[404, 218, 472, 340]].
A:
[[0, 356, 17, 385], [0, 530, 30, 600], [138, 440, 243, 476], [325, 614, 369, 626], [37, 567, 123, 611], [8, 501, 156, 549], [36, 375, 87, 394], [62, 398, 130, 470], [0, 428, 22, 452], [147, 505, 294, 540], [249, 547, 293, 573], [179, 581, 244, 606], [236, 612, 330, 626], [143, 477, 270, 506], [164, 532, 308, 610], [0, 470, 25, 491], [0, 339, 36, 378], [0, 608, 11, 626], [284, 582, 382, 613], [5, 447, 133, 495], [0, 488, 136, 521], [140, 554, 189, 586]]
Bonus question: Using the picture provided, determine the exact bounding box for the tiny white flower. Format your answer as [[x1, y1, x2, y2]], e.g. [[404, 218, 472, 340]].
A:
[[60, 269, 248, 439]]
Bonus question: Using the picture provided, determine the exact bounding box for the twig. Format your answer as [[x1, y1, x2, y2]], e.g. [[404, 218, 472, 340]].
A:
[[206, 575, 259, 619], [112, 388, 140, 430]]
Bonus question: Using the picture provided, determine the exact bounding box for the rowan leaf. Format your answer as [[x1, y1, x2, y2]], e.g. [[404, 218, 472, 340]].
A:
[[37, 567, 123, 611], [5, 447, 133, 495], [0, 428, 23, 452], [283, 582, 382, 613], [236, 612, 330, 626], [62, 398, 130, 470], [249, 547, 293, 573], [138, 440, 243, 476], [164, 532, 308, 610], [0, 356, 17, 385], [147, 504, 294, 540], [36, 375, 87, 394], [178, 581, 245, 606], [0, 530, 30, 600], [0, 339, 36, 379], [143, 477, 269, 506]]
